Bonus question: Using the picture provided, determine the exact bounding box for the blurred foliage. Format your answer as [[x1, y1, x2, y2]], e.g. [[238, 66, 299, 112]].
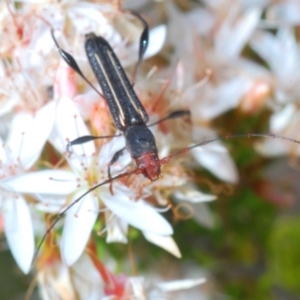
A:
[[265, 217, 300, 294]]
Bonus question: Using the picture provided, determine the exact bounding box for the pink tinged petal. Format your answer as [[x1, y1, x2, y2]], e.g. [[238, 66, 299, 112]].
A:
[[101, 185, 173, 235], [216, 9, 261, 58], [38, 262, 76, 300], [188, 7, 214, 36], [26, 27, 53, 67], [51, 97, 95, 165], [153, 174, 187, 189], [127, 277, 146, 300], [156, 278, 206, 292], [73, 91, 100, 120], [2, 196, 34, 274], [54, 62, 77, 99], [61, 192, 99, 266], [0, 170, 77, 194], [143, 233, 181, 258], [105, 211, 128, 243], [191, 142, 239, 184], [6, 101, 55, 170]]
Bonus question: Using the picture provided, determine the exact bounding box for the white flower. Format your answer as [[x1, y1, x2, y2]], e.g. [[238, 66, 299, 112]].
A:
[[38, 251, 207, 300], [251, 27, 300, 104], [30, 97, 173, 266], [38, 253, 104, 300], [0, 101, 55, 273], [166, 1, 263, 120], [250, 27, 300, 156]]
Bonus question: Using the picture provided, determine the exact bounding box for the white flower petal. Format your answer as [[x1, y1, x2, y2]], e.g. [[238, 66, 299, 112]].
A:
[[72, 254, 104, 300], [216, 8, 261, 58], [144, 25, 167, 59], [251, 28, 300, 84], [156, 278, 206, 292], [6, 101, 55, 170], [173, 189, 216, 203], [251, 30, 276, 68], [2, 196, 34, 274], [191, 142, 239, 183], [0, 170, 77, 194], [24, 25, 53, 67], [105, 211, 128, 243], [68, 3, 115, 37], [50, 97, 95, 161], [61, 191, 98, 266], [173, 186, 215, 228], [240, 0, 269, 9], [0, 95, 18, 117], [98, 137, 130, 173], [275, 29, 300, 83], [122, 25, 167, 68], [102, 185, 173, 235], [255, 139, 290, 157], [143, 233, 181, 258], [198, 78, 252, 120], [270, 104, 296, 133], [187, 7, 215, 36], [128, 277, 145, 300], [267, 2, 300, 25], [0, 138, 7, 165], [192, 203, 215, 229], [35, 194, 69, 213]]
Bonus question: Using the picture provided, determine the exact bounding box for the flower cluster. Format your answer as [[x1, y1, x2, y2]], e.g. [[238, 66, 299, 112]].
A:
[[0, 0, 300, 299]]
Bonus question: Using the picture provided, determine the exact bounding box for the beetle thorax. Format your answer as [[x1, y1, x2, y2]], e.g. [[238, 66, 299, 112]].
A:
[[125, 125, 160, 181]]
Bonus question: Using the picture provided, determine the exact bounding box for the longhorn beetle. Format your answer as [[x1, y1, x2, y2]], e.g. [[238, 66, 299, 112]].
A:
[[51, 12, 190, 186], [33, 11, 300, 264]]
